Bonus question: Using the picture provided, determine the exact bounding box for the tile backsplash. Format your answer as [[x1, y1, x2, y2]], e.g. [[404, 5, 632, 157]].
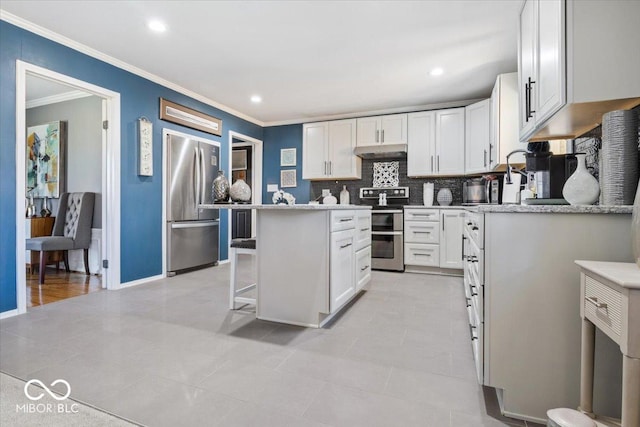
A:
[[309, 158, 469, 205]]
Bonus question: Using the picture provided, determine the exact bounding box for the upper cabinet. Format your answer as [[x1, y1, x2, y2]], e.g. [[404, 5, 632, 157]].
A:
[[518, 0, 640, 141], [302, 119, 361, 180], [491, 73, 525, 169], [407, 108, 465, 177], [464, 99, 491, 175], [356, 114, 407, 147]]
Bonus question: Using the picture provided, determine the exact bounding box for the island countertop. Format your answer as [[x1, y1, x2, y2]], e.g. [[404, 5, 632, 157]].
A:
[[199, 203, 372, 210]]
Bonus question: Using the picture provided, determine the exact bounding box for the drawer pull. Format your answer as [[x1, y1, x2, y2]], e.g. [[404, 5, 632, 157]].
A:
[[339, 218, 353, 222], [472, 226, 479, 231], [414, 253, 431, 256], [414, 231, 431, 234], [360, 227, 370, 232], [586, 296, 607, 309], [469, 285, 478, 296], [360, 265, 370, 272], [340, 243, 352, 249], [469, 324, 478, 341]]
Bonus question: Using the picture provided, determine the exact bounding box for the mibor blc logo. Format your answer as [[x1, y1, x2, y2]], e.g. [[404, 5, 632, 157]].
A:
[[16, 379, 79, 414]]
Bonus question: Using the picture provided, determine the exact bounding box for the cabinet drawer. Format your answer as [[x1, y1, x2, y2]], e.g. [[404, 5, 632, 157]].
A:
[[331, 210, 356, 232], [464, 211, 484, 249], [404, 209, 439, 222], [404, 221, 439, 244], [355, 211, 372, 251], [583, 275, 623, 341], [404, 243, 439, 267], [356, 246, 372, 291]]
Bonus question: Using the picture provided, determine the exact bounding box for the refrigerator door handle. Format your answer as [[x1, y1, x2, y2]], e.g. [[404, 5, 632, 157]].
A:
[[194, 146, 201, 206], [171, 220, 219, 229], [200, 147, 206, 206]]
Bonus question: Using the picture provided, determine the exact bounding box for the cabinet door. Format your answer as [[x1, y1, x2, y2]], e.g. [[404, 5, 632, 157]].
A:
[[536, 0, 565, 124], [380, 114, 407, 144], [355, 211, 371, 251], [435, 108, 465, 175], [407, 111, 436, 176], [328, 119, 360, 179], [302, 122, 329, 180], [440, 210, 464, 269], [356, 117, 381, 147], [330, 229, 356, 313], [465, 99, 491, 174], [489, 81, 499, 170], [519, 0, 537, 138]]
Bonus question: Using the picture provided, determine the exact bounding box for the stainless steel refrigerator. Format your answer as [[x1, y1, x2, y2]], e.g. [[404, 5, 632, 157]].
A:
[[166, 132, 220, 274]]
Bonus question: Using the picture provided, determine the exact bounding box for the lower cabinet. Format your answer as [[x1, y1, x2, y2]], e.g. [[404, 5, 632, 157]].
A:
[[404, 208, 464, 271], [355, 245, 372, 291], [330, 228, 356, 312]]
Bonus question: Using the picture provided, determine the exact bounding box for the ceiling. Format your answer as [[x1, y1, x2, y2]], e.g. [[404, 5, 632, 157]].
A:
[[2, 1, 522, 125]]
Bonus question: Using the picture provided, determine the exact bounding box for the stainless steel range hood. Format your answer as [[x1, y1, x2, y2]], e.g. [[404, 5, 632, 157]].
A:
[[353, 144, 407, 159]]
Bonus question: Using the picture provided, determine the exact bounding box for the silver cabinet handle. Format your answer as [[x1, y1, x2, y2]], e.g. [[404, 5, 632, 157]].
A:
[[489, 144, 493, 165], [586, 296, 607, 309], [483, 149, 487, 168], [376, 130, 380, 143], [469, 324, 478, 341], [431, 156, 434, 172], [381, 129, 385, 142], [329, 161, 332, 175], [340, 243, 353, 249], [339, 218, 353, 222], [361, 265, 370, 272], [360, 227, 370, 231], [437, 155, 440, 172]]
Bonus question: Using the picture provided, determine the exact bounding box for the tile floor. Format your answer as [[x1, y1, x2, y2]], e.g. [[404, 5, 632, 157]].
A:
[[0, 257, 544, 427]]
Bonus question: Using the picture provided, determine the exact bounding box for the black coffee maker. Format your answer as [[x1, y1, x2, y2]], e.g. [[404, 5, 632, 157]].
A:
[[525, 144, 577, 199]]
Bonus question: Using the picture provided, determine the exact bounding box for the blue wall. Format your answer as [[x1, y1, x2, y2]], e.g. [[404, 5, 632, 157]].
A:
[[0, 21, 263, 313], [262, 125, 310, 204]]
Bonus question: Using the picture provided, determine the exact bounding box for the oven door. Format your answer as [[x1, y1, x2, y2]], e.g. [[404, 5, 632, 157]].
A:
[[371, 231, 404, 271]]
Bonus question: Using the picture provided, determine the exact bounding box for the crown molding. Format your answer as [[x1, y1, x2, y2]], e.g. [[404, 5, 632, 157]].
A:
[[262, 98, 485, 127], [0, 10, 264, 127], [26, 89, 92, 109]]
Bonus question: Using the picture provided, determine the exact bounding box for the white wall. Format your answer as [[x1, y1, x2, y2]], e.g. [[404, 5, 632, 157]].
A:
[[26, 95, 102, 227]]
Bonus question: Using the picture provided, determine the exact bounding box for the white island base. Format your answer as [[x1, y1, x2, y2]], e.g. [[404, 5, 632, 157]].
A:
[[202, 204, 372, 328]]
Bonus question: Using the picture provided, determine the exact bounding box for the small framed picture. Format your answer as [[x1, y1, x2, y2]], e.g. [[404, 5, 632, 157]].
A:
[[280, 148, 296, 167], [280, 169, 297, 188]]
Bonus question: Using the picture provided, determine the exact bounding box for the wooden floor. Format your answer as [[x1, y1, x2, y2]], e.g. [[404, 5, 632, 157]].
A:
[[27, 268, 103, 308]]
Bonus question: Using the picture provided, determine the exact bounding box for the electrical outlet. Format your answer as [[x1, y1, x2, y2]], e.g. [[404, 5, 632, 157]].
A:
[[267, 184, 279, 192], [322, 189, 330, 197]]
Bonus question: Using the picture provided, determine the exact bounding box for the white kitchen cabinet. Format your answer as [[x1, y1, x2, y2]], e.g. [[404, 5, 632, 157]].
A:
[[355, 246, 372, 291], [440, 209, 464, 269], [330, 228, 356, 313], [355, 210, 372, 251], [356, 114, 407, 147], [465, 99, 491, 174], [435, 108, 465, 175], [302, 119, 361, 180], [407, 111, 436, 176], [404, 207, 463, 272], [407, 108, 464, 177], [490, 73, 524, 169], [518, 0, 640, 141]]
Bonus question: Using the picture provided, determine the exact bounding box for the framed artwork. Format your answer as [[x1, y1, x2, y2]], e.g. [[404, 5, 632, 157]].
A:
[[138, 117, 153, 176], [26, 121, 67, 198], [280, 169, 297, 188], [159, 98, 222, 136], [280, 148, 296, 167], [232, 149, 247, 170]]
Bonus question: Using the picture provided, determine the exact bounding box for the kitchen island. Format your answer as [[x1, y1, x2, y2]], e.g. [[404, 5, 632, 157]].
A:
[[200, 204, 372, 328]]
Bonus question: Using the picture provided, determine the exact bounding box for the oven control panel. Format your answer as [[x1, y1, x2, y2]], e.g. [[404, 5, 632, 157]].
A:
[[359, 187, 409, 199]]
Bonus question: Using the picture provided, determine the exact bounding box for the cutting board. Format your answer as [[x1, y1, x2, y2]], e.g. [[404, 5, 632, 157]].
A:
[[501, 174, 521, 204]]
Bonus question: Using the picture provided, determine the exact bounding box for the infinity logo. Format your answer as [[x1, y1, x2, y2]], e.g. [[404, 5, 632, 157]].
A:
[[24, 379, 71, 401]]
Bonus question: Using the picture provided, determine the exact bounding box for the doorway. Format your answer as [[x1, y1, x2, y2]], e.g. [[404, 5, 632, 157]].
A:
[[227, 132, 262, 257], [15, 61, 121, 314]]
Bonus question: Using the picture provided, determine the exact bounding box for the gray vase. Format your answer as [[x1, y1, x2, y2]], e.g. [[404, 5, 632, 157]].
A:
[[212, 170, 230, 202]]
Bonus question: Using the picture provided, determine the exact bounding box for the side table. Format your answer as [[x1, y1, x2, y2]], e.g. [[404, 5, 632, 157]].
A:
[[576, 260, 640, 427]]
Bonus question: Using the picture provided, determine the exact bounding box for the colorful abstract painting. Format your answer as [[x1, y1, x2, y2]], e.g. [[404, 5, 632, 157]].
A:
[[26, 121, 66, 198]]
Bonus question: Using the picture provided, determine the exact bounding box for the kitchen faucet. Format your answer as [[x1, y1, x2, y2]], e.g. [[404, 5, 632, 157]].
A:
[[505, 149, 529, 184]]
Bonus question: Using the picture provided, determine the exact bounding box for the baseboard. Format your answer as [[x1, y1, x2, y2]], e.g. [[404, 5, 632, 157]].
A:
[[0, 309, 20, 320], [118, 274, 163, 289], [217, 259, 229, 265]]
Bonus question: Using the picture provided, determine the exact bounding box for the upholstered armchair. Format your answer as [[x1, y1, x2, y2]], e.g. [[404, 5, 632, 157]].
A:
[[26, 192, 95, 284]]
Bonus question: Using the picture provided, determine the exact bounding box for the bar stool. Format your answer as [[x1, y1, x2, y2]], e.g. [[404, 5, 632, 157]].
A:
[[229, 238, 257, 310]]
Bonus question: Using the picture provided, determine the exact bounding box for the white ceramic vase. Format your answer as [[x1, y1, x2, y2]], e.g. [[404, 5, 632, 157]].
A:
[[436, 188, 452, 206], [230, 179, 251, 202], [562, 153, 600, 205]]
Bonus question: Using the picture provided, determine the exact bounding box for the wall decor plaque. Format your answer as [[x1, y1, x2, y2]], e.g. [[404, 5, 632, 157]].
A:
[[159, 98, 222, 136]]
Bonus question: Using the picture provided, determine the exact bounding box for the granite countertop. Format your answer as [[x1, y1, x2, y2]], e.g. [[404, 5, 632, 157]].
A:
[[469, 204, 632, 214], [199, 203, 371, 210]]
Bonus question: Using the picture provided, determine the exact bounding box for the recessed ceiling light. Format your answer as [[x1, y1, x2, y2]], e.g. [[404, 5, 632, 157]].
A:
[[430, 68, 444, 77], [250, 95, 262, 103], [148, 20, 167, 33]]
